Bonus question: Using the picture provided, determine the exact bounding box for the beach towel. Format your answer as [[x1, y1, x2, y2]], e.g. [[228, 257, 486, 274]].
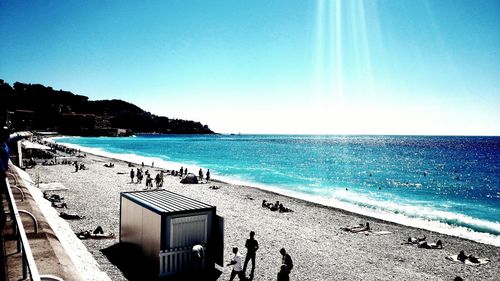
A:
[[77, 232, 115, 240], [39, 182, 68, 191], [369, 231, 392, 235], [446, 255, 491, 266]]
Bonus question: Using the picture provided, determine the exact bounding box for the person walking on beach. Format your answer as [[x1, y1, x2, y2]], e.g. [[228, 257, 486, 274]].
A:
[[206, 169, 210, 181], [145, 174, 153, 189], [130, 169, 135, 183], [136, 168, 143, 184], [155, 173, 161, 188], [227, 247, 245, 281], [243, 231, 259, 278], [280, 248, 293, 274], [74, 161, 79, 172]]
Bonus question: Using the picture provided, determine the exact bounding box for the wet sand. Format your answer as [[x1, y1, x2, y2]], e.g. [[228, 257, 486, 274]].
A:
[[27, 152, 499, 281]]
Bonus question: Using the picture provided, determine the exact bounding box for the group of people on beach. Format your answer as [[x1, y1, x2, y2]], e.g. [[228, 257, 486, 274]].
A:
[[177, 166, 210, 181], [43, 192, 86, 220], [74, 161, 86, 172], [130, 168, 164, 189], [199, 168, 210, 181], [227, 231, 293, 281], [44, 192, 68, 209], [38, 139, 83, 156], [262, 200, 293, 213]]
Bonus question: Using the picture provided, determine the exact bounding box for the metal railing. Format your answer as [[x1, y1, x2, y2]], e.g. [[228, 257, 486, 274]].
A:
[[4, 177, 41, 281], [159, 246, 194, 276]]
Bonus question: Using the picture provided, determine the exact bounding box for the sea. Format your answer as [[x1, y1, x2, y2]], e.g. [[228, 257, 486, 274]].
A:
[[54, 135, 500, 246]]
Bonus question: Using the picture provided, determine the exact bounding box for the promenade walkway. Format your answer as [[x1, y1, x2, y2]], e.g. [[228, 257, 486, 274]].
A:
[[1, 163, 82, 281]]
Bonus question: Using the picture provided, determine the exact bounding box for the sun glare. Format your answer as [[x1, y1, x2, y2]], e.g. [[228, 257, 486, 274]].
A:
[[314, 1, 377, 109]]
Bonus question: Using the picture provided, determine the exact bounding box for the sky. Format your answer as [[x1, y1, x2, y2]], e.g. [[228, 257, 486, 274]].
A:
[[1, 0, 499, 135]]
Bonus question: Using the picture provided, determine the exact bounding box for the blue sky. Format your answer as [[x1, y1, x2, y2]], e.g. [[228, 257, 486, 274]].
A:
[[1, 0, 499, 135]]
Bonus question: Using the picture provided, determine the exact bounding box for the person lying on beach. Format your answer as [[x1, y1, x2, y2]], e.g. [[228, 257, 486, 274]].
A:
[[262, 200, 278, 210], [60, 212, 84, 220], [209, 185, 221, 190], [104, 163, 114, 168], [44, 192, 64, 203], [457, 250, 480, 263], [262, 200, 293, 213], [76, 226, 115, 239], [417, 240, 443, 249], [404, 235, 426, 245], [278, 203, 293, 213], [341, 222, 370, 233], [262, 200, 271, 208], [445, 251, 491, 266], [51, 201, 68, 209]]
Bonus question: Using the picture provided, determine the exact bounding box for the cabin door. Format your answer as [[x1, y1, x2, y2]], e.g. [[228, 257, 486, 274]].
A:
[[169, 214, 208, 248]]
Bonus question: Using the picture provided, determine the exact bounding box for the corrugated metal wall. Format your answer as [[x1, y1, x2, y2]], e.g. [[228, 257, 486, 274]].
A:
[[169, 214, 208, 248]]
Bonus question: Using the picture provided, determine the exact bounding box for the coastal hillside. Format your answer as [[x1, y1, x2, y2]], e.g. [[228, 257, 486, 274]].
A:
[[0, 79, 214, 135]]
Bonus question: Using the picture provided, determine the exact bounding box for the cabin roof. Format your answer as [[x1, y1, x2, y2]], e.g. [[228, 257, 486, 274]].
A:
[[121, 189, 214, 215]]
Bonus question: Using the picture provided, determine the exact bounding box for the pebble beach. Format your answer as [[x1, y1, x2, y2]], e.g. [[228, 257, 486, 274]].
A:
[[26, 152, 499, 281]]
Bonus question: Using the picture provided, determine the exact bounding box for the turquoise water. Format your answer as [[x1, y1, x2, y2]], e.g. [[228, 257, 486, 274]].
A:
[[56, 135, 500, 244]]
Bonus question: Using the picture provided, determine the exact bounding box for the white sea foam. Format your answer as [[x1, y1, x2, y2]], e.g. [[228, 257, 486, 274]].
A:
[[53, 138, 500, 247]]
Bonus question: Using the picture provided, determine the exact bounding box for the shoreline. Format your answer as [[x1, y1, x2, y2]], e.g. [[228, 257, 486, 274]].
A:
[[51, 137, 500, 247], [26, 140, 500, 280]]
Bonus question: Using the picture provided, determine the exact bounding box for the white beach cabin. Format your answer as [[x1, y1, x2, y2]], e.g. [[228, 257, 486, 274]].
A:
[[120, 190, 224, 277]]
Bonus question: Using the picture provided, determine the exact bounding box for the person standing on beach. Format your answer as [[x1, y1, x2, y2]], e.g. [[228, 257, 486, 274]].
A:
[[159, 171, 164, 187], [0, 127, 10, 227], [227, 247, 245, 281], [130, 169, 135, 183], [180, 166, 184, 176], [0, 127, 28, 227], [199, 169, 204, 181], [243, 231, 259, 278], [206, 169, 210, 181], [280, 248, 293, 274]]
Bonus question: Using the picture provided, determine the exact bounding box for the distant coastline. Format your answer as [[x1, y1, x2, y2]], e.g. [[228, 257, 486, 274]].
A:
[[0, 79, 215, 136]]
